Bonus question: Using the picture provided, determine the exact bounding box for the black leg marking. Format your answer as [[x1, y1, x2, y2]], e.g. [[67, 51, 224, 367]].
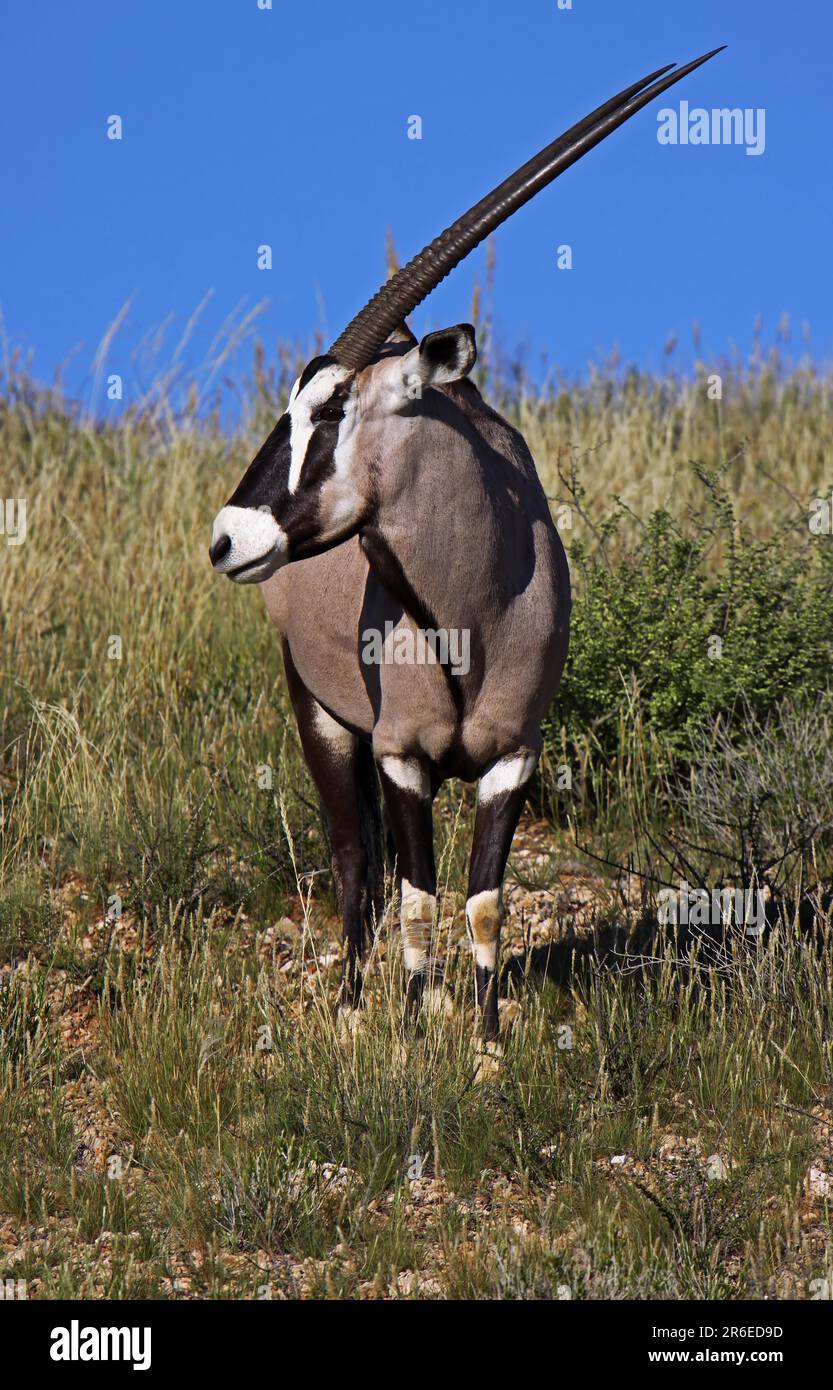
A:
[[283, 642, 380, 1011]]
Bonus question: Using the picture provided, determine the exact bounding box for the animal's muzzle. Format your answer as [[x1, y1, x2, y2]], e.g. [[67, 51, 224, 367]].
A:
[[209, 505, 289, 584]]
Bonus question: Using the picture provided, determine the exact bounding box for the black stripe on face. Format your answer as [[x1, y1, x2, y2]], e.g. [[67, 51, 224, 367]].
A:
[[284, 376, 355, 529], [228, 413, 291, 511], [225, 359, 358, 552], [280, 402, 353, 553], [227, 369, 348, 514], [296, 424, 339, 490]]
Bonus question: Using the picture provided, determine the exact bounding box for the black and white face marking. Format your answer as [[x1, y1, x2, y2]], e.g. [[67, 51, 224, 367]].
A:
[[209, 356, 361, 583], [209, 503, 288, 584]]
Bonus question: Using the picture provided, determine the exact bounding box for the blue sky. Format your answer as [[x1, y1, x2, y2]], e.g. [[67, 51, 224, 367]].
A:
[[1, 0, 830, 409]]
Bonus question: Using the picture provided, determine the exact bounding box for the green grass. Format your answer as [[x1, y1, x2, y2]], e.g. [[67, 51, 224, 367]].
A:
[[1, 332, 832, 1298]]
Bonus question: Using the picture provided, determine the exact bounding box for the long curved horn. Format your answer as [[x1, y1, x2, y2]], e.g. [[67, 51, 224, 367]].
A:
[[330, 48, 725, 369]]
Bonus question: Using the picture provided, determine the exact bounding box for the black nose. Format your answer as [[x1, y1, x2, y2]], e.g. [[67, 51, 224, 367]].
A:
[[209, 534, 232, 567]]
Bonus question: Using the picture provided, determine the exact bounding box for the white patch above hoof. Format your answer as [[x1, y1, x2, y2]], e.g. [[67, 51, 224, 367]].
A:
[[466, 887, 502, 970], [401, 878, 435, 971]]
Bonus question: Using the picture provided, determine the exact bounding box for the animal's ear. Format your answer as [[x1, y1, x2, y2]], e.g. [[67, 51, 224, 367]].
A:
[[414, 324, 477, 386]]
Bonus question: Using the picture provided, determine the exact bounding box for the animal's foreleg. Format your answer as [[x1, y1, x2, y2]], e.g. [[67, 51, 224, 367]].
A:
[[468, 749, 539, 1041], [283, 644, 369, 1013], [377, 756, 438, 1017]]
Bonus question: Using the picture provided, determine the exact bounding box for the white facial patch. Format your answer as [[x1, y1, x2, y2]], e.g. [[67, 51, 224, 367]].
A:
[[380, 756, 430, 799], [466, 888, 503, 971], [211, 504, 288, 583], [313, 703, 355, 757], [287, 363, 352, 494], [478, 751, 538, 804], [400, 877, 435, 972]]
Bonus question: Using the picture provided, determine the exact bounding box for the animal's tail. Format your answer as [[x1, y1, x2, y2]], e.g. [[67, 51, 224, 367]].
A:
[[355, 738, 389, 949]]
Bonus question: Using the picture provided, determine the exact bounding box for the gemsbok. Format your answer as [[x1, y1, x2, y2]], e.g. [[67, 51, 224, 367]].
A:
[[210, 49, 723, 1050]]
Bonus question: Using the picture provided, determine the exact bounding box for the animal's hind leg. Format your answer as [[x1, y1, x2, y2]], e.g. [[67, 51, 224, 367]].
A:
[[283, 643, 374, 1014], [467, 748, 539, 1042], [376, 755, 440, 1018]]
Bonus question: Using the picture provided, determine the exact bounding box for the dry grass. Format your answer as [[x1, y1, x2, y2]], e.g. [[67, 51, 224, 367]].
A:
[[1, 329, 832, 1298]]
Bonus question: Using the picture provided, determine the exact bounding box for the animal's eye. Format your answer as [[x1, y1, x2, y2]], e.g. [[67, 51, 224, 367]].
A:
[[312, 404, 343, 424]]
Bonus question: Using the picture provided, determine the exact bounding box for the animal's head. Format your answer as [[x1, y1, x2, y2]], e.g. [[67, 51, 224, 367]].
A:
[[210, 46, 724, 584], [209, 323, 476, 583]]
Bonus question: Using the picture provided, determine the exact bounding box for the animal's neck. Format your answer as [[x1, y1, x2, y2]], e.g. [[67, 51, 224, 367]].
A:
[[360, 470, 489, 635], [358, 389, 548, 642]]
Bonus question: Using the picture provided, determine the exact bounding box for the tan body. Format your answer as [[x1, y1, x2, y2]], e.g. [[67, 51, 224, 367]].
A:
[[264, 378, 570, 781]]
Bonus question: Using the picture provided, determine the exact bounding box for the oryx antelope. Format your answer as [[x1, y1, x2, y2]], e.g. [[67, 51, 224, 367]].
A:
[[210, 50, 722, 1045]]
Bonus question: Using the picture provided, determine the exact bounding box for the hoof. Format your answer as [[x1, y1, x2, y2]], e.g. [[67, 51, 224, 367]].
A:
[[473, 1037, 504, 1083], [422, 984, 455, 1020], [337, 1005, 365, 1043]]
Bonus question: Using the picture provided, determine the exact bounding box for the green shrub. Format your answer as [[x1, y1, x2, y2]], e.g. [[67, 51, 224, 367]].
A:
[[544, 467, 833, 826]]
